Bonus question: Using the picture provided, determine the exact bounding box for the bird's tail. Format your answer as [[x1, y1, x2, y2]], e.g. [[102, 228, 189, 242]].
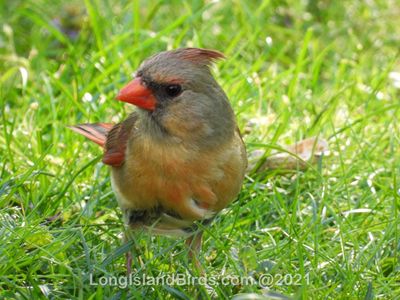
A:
[[248, 136, 329, 173], [68, 123, 114, 147]]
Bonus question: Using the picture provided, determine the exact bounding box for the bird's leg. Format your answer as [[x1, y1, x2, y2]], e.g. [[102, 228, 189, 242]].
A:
[[123, 229, 144, 275], [185, 231, 204, 274], [123, 231, 133, 275], [126, 249, 132, 275], [123, 210, 148, 275]]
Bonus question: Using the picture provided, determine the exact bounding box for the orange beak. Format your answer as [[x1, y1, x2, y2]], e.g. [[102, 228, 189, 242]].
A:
[[116, 78, 157, 111]]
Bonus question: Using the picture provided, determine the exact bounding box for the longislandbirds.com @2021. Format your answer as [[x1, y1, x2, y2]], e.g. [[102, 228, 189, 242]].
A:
[[89, 272, 310, 288]]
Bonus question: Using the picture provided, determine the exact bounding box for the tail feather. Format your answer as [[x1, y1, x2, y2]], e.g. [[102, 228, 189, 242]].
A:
[[247, 136, 329, 173], [68, 123, 113, 147]]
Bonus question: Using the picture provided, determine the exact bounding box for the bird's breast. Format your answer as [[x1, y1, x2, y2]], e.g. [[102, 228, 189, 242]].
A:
[[110, 133, 246, 222]]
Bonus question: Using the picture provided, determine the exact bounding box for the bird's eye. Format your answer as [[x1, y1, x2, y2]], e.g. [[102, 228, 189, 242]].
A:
[[165, 84, 182, 97]]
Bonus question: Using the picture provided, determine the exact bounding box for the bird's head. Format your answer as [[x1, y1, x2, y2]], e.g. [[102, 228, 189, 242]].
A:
[[116, 48, 236, 147]]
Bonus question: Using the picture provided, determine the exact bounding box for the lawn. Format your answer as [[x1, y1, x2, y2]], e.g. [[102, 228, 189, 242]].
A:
[[0, 0, 399, 299]]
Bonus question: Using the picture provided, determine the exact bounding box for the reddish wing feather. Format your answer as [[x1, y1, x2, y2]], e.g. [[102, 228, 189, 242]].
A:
[[103, 113, 138, 167], [69, 114, 137, 167], [68, 123, 112, 147]]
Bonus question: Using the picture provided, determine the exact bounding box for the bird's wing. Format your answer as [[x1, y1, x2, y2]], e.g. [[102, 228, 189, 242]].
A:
[[69, 113, 138, 167], [103, 113, 138, 167], [68, 123, 114, 147]]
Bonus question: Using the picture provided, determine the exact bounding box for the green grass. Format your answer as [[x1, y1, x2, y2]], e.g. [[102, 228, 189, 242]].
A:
[[1, 0, 399, 299]]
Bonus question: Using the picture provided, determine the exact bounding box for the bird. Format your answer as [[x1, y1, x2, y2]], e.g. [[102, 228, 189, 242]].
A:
[[69, 48, 248, 271]]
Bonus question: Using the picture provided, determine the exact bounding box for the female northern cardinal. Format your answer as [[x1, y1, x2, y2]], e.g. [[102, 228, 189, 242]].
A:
[[70, 48, 247, 270]]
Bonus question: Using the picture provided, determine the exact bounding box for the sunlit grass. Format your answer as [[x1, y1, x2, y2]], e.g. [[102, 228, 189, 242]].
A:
[[0, 0, 399, 299]]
